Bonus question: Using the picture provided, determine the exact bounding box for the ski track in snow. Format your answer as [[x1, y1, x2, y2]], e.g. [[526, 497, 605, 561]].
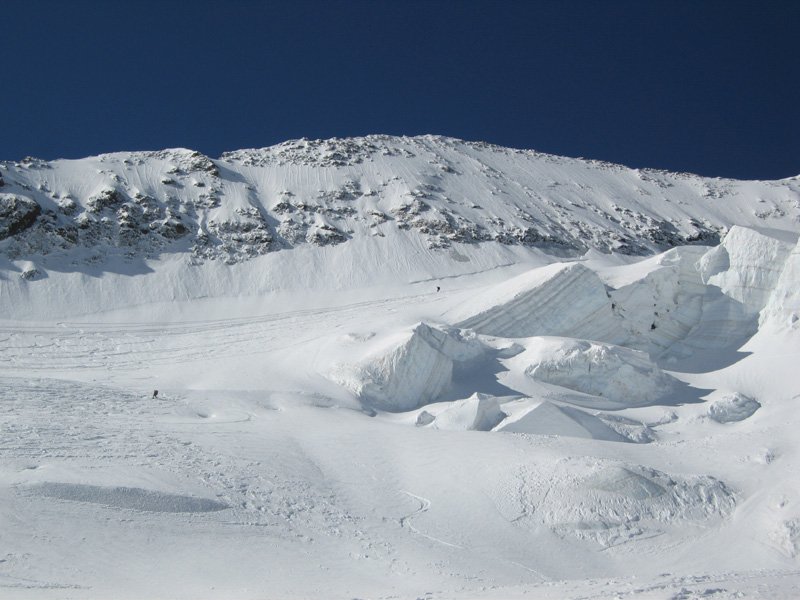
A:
[[400, 491, 462, 549], [0, 295, 418, 373]]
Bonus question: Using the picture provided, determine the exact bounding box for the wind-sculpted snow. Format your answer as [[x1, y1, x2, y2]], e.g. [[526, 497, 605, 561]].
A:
[[452, 263, 625, 342], [322, 224, 800, 437], [442, 227, 796, 363], [666, 289, 756, 359], [516, 337, 678, 406], [606, 242, 772, 359]]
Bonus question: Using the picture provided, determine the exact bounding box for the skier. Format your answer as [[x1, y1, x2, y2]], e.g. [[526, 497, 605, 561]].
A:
[[152, 390, 158, 399]]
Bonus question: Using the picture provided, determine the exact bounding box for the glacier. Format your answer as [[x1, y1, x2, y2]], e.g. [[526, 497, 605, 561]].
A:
[[1, 137, 799, 599]]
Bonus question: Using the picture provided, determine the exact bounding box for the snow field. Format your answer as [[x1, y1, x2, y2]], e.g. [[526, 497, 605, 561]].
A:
[[2, 216, 800, 596]]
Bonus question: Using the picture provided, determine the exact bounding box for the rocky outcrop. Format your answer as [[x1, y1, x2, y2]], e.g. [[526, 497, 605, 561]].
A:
[[1, 136, 799, 268], [0, 194, 41, 240]]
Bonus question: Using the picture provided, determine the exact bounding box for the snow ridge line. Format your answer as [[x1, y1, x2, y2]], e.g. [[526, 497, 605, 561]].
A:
[[3, 135, 798, 272]]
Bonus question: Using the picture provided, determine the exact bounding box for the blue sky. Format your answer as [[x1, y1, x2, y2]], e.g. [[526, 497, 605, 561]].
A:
[[3, 0, 798, 180]]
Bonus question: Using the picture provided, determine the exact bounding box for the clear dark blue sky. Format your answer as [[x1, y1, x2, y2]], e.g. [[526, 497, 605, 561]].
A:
[[3, 0, 798, 180]]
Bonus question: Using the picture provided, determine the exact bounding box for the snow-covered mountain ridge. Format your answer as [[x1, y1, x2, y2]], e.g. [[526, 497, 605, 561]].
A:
[[2, 135, 799, 271]]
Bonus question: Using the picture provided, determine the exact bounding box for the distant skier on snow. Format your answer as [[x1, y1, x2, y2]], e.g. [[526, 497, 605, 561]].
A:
[[152, 390, 158, 399]]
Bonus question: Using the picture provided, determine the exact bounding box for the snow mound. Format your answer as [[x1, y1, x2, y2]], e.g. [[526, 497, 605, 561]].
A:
[[496, 400, 629, 442], [330, 323, 485, 412], [26, 482, 229, 513], [585, 466, 666, 499], [424, 393, 507, 431], [452, 263, 624, 342], [524, 463, 737, 548], [576, 466, 735, 522], [596, 413, 659, 443], [517, 337, 678, 406], [508, 460, 737, 550], [770, 519, 800, 558], [705, 393, 761, 423]]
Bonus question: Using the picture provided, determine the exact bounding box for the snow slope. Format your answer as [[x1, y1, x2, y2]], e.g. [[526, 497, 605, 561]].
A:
[[2, 135, 800, 318], [1, 137, 799, 599]]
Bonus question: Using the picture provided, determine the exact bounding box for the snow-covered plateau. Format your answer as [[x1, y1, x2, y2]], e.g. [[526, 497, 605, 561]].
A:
[[1, 135, 800, 599]]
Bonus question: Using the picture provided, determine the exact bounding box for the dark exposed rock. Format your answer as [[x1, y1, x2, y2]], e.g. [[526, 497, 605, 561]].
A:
[[86, 188, 125, 213], [0, 195, 41, 240], [183, 151, 219, 176], [156, 218, 190, 240], [196, 207, 274, 261], [308, 224, 347, 246], [21, 267, 42, 280], [222, 137, 381, 167]]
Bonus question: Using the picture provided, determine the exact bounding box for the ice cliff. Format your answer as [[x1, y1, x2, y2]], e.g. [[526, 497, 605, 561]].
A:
[[330, 225, 800, 433]]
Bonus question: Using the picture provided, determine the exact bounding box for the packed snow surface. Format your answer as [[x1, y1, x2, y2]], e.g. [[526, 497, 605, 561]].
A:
[[1, 137, 800, 599]]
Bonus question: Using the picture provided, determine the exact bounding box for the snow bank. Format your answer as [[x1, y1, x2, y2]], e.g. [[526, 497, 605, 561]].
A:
[[664, 288, 756, 359], [496, 401, 629, 442], [516, 337, 678, 406], [452, 263, 624, 342], [705, 392, 761, 423], [770, 519, 800, 558], [330, 323, 485, 412], [599, 228, 800, 357], [423, 393, 507, 431]]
